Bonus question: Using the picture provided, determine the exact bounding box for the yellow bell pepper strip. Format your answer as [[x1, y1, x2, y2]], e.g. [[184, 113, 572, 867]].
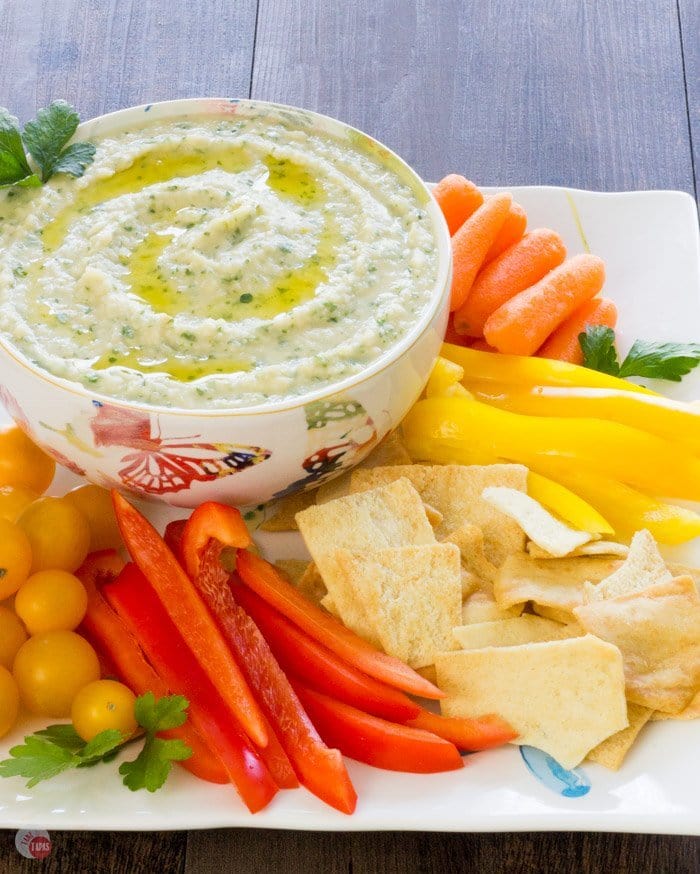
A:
[[527, 471, 614, 535], [401, 396, 700, 501], [466, 382, 700, 455], [525, 466, 700, 545], [425, 357, 472, 399], [441, 343, 656, 395]]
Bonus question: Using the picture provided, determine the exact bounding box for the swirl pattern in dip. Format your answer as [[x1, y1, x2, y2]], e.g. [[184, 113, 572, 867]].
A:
[[0, 107, 438, 409]]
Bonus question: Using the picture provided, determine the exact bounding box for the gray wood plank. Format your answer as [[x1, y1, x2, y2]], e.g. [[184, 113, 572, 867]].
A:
[[0, 828, 186, 874], [0, 0, 258, 122], [252, 0, 694, 193], [678, 0, 700, 197], [185, 828, 700, 874]]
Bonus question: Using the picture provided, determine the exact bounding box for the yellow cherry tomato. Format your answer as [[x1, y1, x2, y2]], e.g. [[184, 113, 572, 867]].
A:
[[0, 485, 39, 522], [71, 679, 138, 742], [0, 425, 56, 493], [0, 665, 20, 738], [0, 605, 28, 670], [14, 570, 88, 635], [18, 497, 91, 573], [13, 630, 100, 717], [64, 485, 122, 552], [0, 517, 33, 599]]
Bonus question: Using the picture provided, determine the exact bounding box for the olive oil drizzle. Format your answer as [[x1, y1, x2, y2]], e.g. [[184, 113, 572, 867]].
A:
[[66, 150, 338, 383], [92, 348, 251, 382], [41, 144, 252, 250]]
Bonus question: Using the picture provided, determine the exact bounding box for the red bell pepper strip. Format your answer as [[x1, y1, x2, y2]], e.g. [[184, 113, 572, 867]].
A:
[[181, 502, 251, 580], [291, 680, 464, 774], [104, 562, 278, 813], [405, 708, 517, 752], [77, 553, 228, 785], [255, 714, 298, 790], [192, 541, 356, 814], [111, 492, 268, 748], [163, 519, 187, 566], [189, 542, 298, 790], [236, 549, 444, 700], [233, 582, 421, 723]]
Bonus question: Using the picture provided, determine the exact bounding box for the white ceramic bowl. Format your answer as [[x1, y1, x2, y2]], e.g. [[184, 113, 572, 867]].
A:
[[0, 98, 451, 507]]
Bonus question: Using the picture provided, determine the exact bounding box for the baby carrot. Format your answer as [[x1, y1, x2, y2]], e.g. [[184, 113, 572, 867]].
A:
[[483, 254, 606, 355], [484, 201, 527, 263], [454, 229, 567, 337], [432, 175, 484, 235], [450, 192, 512, 312], [537, 296, 618, 364]]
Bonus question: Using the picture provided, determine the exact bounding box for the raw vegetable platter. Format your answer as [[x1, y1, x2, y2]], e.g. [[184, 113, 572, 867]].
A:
[[1, 185, 700, 834]]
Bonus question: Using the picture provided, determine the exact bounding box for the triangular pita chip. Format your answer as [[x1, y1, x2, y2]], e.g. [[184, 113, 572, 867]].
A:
[[584, 530, 671, 602], [435, 635, 628, 769], [350, 464, 528, 564], [574, 575, 700, 713], [442, 523, 498, 583], [296, 478, 435, 645], [326, 544, 462, 668], [585, 703, 653, 770], [494, 554, 622, 613], [481, 486, 593, 557], [452, 614, 580, 650]]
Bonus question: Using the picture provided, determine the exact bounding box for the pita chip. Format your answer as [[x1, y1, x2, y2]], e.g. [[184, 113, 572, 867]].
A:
[[435, 635, 628, 769], [452, 614, 580, 650], [586, 703, 653, 770], [527, 540, 629, 560], [584, 529, 671, 602], [574, 575, 700, 713], [351, 464, 528, 564], [482, 486, 594, 557], [494, 554, 621, 613], [442, 523, 498, 584], [326, 544, 462, 668]]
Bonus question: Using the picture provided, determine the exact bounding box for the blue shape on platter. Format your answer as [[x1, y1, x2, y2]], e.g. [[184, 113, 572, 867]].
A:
[[520, 746, 591, 798]]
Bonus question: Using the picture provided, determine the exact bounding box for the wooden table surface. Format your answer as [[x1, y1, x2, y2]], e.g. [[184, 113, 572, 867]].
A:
[[0, 1, 699, 871]]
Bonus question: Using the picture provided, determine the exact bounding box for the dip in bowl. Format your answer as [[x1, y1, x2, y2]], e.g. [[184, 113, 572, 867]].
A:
[[0, 98, 451, 506]]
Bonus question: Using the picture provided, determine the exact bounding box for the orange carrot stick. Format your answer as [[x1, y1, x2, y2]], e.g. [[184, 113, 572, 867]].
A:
[[537, 296, 618, 364], [450, 192, 512, 312], [454, 229, 567, 338], [432, 175, 484, 235], [484, 202, 527, 263], [483, 254, 606, 355]]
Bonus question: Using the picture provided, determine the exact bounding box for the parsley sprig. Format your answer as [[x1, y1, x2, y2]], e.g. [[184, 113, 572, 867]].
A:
[[0, 100, 95, 189], [580, 326, 700, 383], [0, 693, 191, 793]]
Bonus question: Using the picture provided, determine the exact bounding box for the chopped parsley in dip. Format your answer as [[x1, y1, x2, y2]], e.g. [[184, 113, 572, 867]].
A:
[[0, 106, 438, 409]]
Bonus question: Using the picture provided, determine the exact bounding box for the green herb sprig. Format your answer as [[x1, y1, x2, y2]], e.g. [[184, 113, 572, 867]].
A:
[[0, 100, 95, 189], [0, 693, 191, 793], [580, 326, 700, 383]]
